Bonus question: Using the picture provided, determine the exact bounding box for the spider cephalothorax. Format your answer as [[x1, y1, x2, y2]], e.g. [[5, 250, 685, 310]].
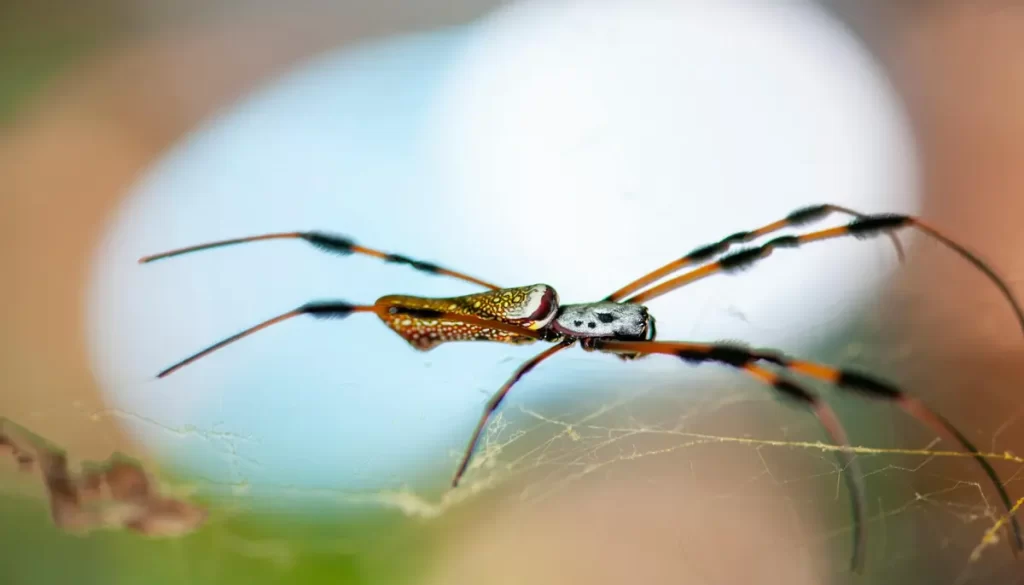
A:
[[551, 302, 654, 340], [140, 203, 1024, 573]]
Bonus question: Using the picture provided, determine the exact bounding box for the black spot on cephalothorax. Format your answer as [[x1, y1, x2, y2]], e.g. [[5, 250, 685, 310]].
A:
[[597, 313, 616, 324], [574, 320, 583, 327], [587, 322, 597, 329], [787, 204, 830, 225]]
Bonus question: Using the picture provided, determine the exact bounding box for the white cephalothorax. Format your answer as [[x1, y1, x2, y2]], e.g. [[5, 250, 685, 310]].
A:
[[551, 302, 654, 339]]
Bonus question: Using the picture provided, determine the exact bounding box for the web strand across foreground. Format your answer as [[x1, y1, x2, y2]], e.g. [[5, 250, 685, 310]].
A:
[[440, 401, 1024, 573], [71, 384, 1024, 581]]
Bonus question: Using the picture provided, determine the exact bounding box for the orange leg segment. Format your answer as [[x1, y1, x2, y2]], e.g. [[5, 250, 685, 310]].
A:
[[140, 231, 501, 290], [604, 204, 905, 302], [620, 215, 1024, 340]]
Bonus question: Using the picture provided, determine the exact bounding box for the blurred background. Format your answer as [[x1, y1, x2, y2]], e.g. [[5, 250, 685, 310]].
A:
[[2, 1, 1023, 584]]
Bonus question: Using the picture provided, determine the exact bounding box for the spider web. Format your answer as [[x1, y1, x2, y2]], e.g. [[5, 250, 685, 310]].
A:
[[69, 361, 1018, 585], [428, 398, 1022, 582]]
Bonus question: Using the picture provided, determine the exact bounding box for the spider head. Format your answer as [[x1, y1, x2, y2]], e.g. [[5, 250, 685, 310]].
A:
[[551, 302, 655, 341]]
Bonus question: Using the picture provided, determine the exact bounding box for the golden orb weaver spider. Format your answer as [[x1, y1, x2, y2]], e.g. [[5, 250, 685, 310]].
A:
[[141, 203, 1024, 572]]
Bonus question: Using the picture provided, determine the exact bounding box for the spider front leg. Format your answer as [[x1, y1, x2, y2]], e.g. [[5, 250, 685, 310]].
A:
[[140, 231, 501, 290], [604, 204, 904, 302], [594, 339, 1024, 561], [620, 214, 1024, 337], [153, 300, 549, 378]]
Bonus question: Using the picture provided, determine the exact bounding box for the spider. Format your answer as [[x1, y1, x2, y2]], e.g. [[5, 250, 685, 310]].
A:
[[141, 203, 1024, 572]]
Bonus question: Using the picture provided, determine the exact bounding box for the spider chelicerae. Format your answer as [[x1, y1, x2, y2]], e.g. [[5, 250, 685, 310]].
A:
[[140, 203, 1024, 572]]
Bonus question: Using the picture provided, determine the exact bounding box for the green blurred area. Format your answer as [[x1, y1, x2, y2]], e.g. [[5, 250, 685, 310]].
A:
[[1, 2, 111, 122], [0, 35, 94, 123], [0, 420, 433, 584], [0, 491, 436, 585], [0, 0, 241, 122]]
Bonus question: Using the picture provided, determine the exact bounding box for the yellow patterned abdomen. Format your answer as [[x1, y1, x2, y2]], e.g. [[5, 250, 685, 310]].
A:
[[375, 284, 558, 350]]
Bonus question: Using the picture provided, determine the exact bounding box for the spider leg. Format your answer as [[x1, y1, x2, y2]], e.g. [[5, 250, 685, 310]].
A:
[[450, 340, 575, 488], [140, 231, 500, 290], [587, 340, 866, 571], [604, 204, 905, 302], [621, 215, 1024, 337], [155, 301, 548, 378], [595, 339, 1024, 557], [727, 365, 866, 572]]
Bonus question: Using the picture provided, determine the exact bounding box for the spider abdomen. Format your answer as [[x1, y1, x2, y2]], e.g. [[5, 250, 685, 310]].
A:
[[376, 284, 559, 350]]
